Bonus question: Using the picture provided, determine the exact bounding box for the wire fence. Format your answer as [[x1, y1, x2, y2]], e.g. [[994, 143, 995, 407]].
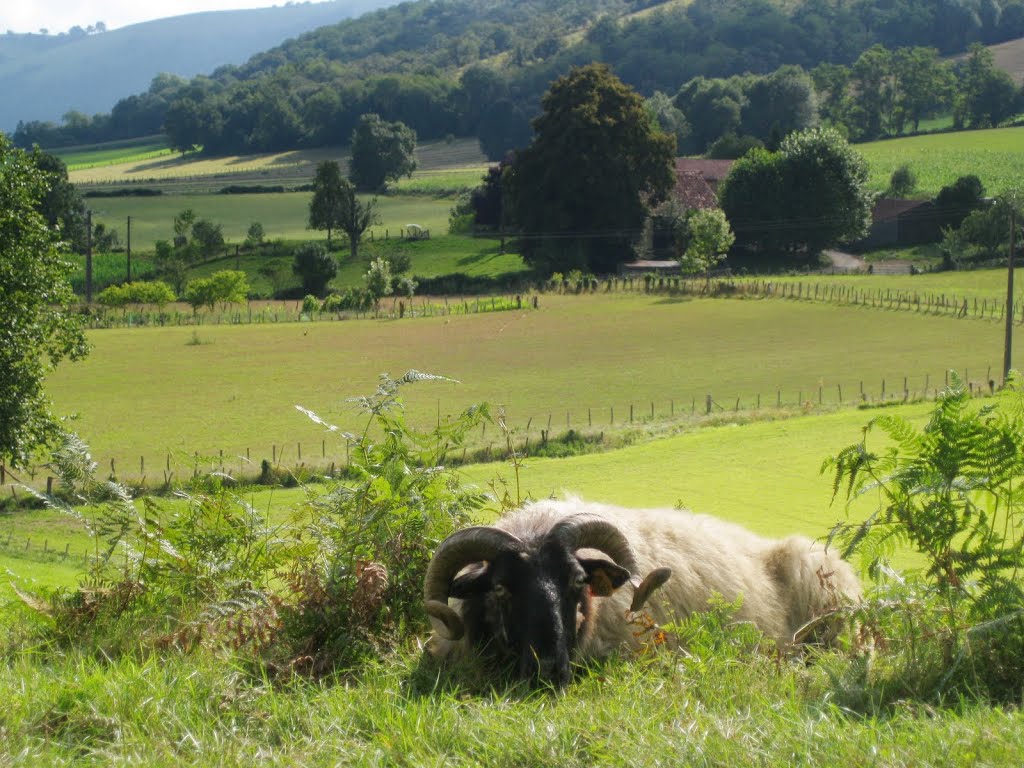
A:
[[0, 365, 1001, 498]]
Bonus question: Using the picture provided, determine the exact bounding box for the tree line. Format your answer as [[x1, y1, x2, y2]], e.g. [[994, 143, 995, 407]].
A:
[[13, 0, 1024, 154]]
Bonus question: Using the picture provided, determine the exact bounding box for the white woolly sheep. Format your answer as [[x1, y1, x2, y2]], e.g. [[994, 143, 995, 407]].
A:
[[423, 498, 861, 685]]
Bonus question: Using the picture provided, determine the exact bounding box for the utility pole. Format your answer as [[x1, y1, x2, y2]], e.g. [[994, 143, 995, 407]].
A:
[[126, 215, 132, 282], [1004, 206, 1016, 383], [85, 209, 93, 304]]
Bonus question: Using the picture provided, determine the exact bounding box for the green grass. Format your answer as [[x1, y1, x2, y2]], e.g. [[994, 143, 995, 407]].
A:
[[390, 167, 488, 195], [0, 641, 1019, 766], [60, 143, 173, 172], [0, 400, 930, 595], [737, 267, 1024, 306], [88, 192, 458, 253], [858, 126, 1024, 197], [43, 294, 1022, 482]]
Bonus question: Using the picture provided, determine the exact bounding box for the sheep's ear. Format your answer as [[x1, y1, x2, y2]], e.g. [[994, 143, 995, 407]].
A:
[[450, 562, 491, 598], [579, 557, 631, 597]]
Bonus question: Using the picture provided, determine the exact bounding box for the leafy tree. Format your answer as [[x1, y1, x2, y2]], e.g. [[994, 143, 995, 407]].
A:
[[740, 66, 818, 147], [955, 44, 1020, 129], [349, 114, 417, 192], [292, 243, 337, 296], [91, 222, 119, 252], [31, 151, 88, 253], [891, 47, 955, 133], [720, 127, 872, 262], [477, 99, 533, 161], [335, 179, 379, 262], [644, 91, 690, 149], [680, 209, 735, 276], [0, 136, 89, 467], [163, 98, 217, 154], [849, 44, 894, 139], [364, 257, 393, 310], [888, 164, 918, 197], [308, 160, 381, 256], [184, 270, 249, 312], [707, 132, 764, 160], [308, 160, 347, 246], [674, 76, 744, 154], [810, 62, 851, 127], [934, 174, 987, 229], [245, 222, 265, 248], [173, 208, 196, 246], [506, 64, 675, 275], [191, 219, 224, 258]]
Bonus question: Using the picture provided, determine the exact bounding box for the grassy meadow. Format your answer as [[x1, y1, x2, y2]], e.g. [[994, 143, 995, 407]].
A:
[[89, 191, 458, 253], [857, 126, 1024, 197], [68, 138, 487, 188], [7, 128, 1024, 763], [40, 293, 1020, 479]]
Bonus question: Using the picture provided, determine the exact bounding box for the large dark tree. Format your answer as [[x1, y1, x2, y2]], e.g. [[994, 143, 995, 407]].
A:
[[0, 136, 89, 467], [31, 151, 88, 253], [506, 63, 676, 276], [308, 160, 347, 246], [720, 127, 872, 262], [348, 113, 417, 191]]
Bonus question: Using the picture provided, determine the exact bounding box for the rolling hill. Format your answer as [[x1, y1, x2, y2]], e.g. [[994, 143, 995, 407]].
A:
[[0, 0, 399, 132]]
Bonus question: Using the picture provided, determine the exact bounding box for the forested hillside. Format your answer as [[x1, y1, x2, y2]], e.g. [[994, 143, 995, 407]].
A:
[[0, 0, 399, 133], [13, 0, 1024, 153]]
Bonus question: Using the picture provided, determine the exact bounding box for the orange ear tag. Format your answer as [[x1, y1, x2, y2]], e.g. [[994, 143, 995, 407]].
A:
[[588, 569, 615, 597]]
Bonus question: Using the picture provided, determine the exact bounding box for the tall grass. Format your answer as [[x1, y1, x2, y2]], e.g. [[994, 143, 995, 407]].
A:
[[858, 126, 1024, 197]]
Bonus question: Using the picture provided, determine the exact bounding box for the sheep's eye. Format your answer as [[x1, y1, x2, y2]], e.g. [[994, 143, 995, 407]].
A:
[[493, 584, 509, 598], [572, 573, 588, 590]]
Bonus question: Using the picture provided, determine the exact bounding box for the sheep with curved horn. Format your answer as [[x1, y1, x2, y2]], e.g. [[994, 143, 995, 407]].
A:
[[424, 498, 860, 686]]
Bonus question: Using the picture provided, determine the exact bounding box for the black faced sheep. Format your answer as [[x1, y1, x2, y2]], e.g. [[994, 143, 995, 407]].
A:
[[423, 498, 861, 686]]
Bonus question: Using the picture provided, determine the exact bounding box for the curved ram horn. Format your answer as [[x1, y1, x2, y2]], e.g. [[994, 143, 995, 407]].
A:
[[629, 567, 673, 612], [548, 513, 639, 575], [422, 526, 525, 639]]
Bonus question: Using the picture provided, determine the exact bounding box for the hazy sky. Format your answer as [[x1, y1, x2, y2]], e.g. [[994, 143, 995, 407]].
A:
[[2, 1, 290, 34]]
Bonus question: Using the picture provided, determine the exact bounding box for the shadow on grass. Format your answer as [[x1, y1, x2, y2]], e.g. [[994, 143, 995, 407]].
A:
[[455, 246, 507, 268]]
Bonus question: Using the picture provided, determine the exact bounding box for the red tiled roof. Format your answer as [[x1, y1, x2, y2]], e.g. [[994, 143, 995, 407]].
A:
[[872, 197, 929, 223], [674, 171, 718, 210], [675, 158, 735, 182]]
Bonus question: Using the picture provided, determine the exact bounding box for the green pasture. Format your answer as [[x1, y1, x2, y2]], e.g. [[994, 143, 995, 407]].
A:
[[89, 192, 457, 253], [738, 267, 1024, 306], [390, 167, 488, 195], [858, 126, 1024, 197], [0, 400, 932, 601], [68, 137, 486, 188], [42, 294, 1021, 480], [59, 142, 173, 171]]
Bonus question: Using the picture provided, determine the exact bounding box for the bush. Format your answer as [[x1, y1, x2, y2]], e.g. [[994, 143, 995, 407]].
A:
[[16, 373, 490, 674], [289, 372, 489, 669], [887, 164, 917, 197], [97, 281, 176, 307], [826, 372, 1024, 700], [292, 243, 337, 297]]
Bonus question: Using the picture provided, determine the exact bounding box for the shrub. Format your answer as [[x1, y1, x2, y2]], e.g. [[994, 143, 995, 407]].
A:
[[289, 371, 489, 670], [887, 164, 917, 197], [825, 372, 1024, 700], [292, 243, 337, 296], [16, 373, 490, 674]]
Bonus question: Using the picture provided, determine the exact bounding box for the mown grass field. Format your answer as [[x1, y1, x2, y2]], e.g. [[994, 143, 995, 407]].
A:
[[89, 192, 458, 253], [69, 138, 487, 188], [737, 266, 1024, 305], [857, 126, 1024, 197], [41, 293, 1020, 481], [57, 141, 173, 172], [0, 400, 932, 593]]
